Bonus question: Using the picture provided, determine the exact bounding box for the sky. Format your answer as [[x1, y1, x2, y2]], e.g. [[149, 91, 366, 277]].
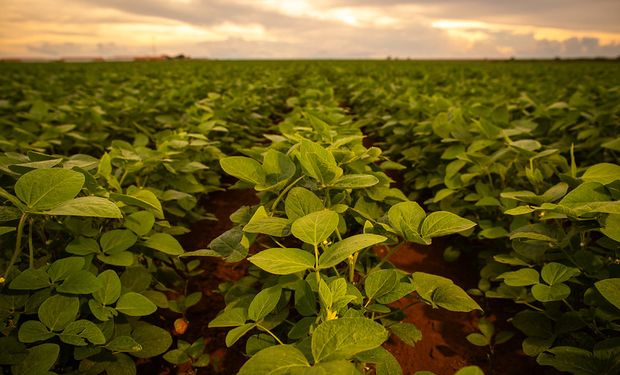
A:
[[1, 0, 620, 59]]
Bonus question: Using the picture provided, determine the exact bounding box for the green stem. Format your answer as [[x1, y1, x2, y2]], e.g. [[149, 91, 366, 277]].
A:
[[257, 324, 284, 345], [28, 218, 34, 269], [371, 241, 405, 272], [348, 252, 359, 283], [1, 213, 29, 283], [314, 244, 320, 285], [270, 176, 304, 213]]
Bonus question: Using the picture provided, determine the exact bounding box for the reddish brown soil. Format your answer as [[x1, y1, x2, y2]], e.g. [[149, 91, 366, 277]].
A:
[[378, 242, 560, 375]]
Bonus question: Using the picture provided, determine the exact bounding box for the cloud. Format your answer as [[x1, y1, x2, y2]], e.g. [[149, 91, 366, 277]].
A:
[[1, 0, 619, 58]]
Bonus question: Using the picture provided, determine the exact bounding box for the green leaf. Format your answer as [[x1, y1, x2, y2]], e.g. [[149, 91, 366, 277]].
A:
[[130, 322, 172, 358], [331, 174, 379, 189], [124, 211, 155, 236], [209, 307, 248, 328], [238, 345, 309, 375], [389, 322, 422, 347], [532, 283, 571, 302], [248, 286, 282, 322], [455, 366, 485, 375], [11, 343, 59, 375], [226, 323, 256, 347], [57, 270, 102, 294], [38, 294, 79, 331], [258, 149, 296, 191], [466, 333, 489, 346], [420, 211, 476, 240], [388, 201, 426, 243], [163, 349, 191, 365], [100, 230, 137, 255], [285, 187, 324, 221], [298, 139, 343, 185], [106, 336, 142, 352], [595, 278, 620, 310], [18, 320, 54, 343], [47, 257, 84, 283], [15, 168, 84, 210], [312, 317, 388, 363], [365, 269, 399, 302], [60, 320, 106, 346], [412, 272, 481, 312], [244, 210, 290, 237], [601, 214, 620, 242], [220, 156, 266, 186], [541, 263, 580, 285], [65, 237, 99, 255], [115, 292, 157, 316], [356, 347, 402, 375], [88, 300, 117, 322], [43, 197, 122, 218], [318, 234, 386, 269], [581, 163, 620, 184], [97, 251, 135, 267], [249, 248, 315, 275], [111, 189, 164, 219], [143, 233, 184, 255], [497, 268, 540, 286], [9, 268, 50, 290], [92, 269, 122, 305], [291, 209, 339, 245]]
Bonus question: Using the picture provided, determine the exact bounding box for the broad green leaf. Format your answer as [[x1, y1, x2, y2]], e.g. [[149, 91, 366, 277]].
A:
[[116, 292, 157, 316], [100, 229, 137, 255], [455, 366, 485, 375], [38, 295, 79, 331], [209, 307, 248, 328], [47, 257, 84, 283], [97, 251, 135, 267], [356, 347, 402, 375], [420, 211, 476, 240], [319, 234, 387, 269], [541, 263, 580, 285], [466, 333, 489, 346], [249, 248, 315, 275], [200, 226, 247, 262], [220, 156, 266, 186], [291, 209, 339, 245], [120, 266, 151, 292], [532, 283, 570, 302], [365, 269, 399, 302], [412, 272, 481, 312], [312, 317, 388, 363], [57, 270, 102, 294], [226, 323, 256, 347], [331, 174, 379, 189], [163, 349, 191, 365], [248, 286, 282, 322], [601, 214, 620, 242], [130, 322, 172, 358], [389, 322, 422, 347], [124, 211, 155, 236], [581, 163, 620, 184], [595, 278, 620, 310], [18, 321, 54, 343], [88, 300, 117, 322], [298, 139, 343, 185], [497, 268, 540, 286], [105, 336, 142, 352], [111, 189, 163, 219], [44, 197, 122, 218], [60, 320, 106, 346], [15, 168, 84, 210], [92, 269, 122, 305], [11, 343, 59, 375], [143, 233, 184, 255], [258, 149, 296, 191], [285, 187, 324, 221], [238, 345, 309, 375], [66, 237, 99, 255], [388, 201, 426, 243], [244, 215, 290, 237], [9, 268, 50, 290]]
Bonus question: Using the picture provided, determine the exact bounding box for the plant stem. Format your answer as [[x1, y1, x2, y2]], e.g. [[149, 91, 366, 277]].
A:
[[28, 217, 34, 269], [257, 324, 284, 345], [314, 244, 320, 285], [1, 213, 29, 283], [270, 176, 304, 213]]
